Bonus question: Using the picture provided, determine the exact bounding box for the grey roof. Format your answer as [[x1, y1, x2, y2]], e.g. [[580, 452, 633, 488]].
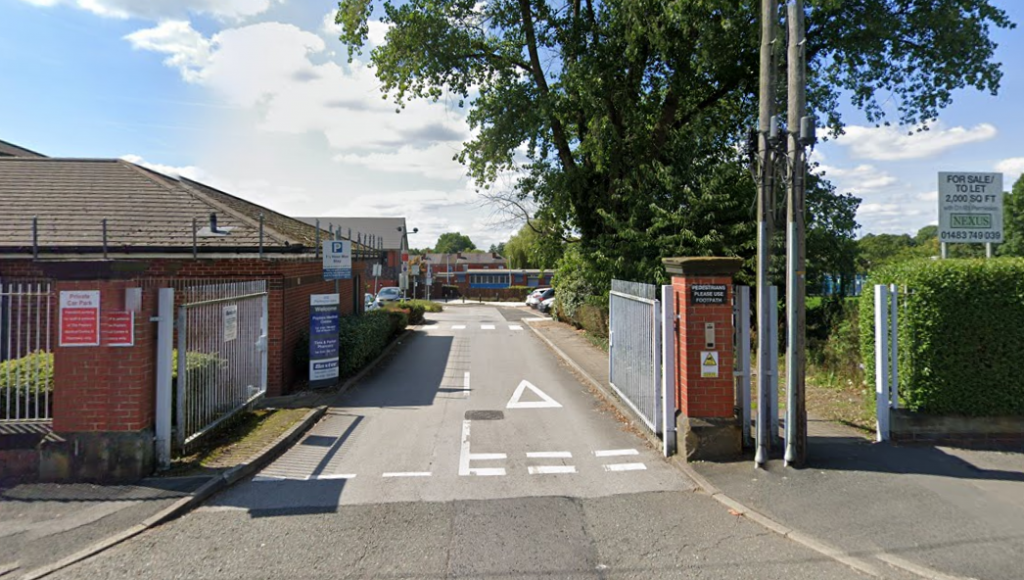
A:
[[0, 158, 337, 254], [298, 217, 408, 250], [424, 252, 506, 265], [0, 139, 47, 158]]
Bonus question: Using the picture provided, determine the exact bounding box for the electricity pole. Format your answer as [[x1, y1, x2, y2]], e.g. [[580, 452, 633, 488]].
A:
[[784, 0, 808, 467], [755, 0, 778, 468]]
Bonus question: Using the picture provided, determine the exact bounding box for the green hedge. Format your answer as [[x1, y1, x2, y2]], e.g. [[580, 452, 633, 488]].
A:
[[401, 299, 443, 313], [295, 309, 408, 381], [0, 351, 54, 418], [860, 258, 1024, 416]]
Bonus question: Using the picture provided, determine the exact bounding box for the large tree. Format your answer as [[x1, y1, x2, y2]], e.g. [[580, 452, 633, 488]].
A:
[[434, 232, 477, 254], [337, 0, 1013, 287], [998, 175, 1024, 257]]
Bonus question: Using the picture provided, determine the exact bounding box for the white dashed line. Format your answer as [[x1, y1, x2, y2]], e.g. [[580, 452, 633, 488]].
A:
[[452, 325, 466, 330], [526, 451, 572, 459], [464, 371, 471, 393], [382, 472, 432, 478], [311, 473, 357, 480], [481, 324, 496, 330], [594, 449, 639, 457], [468, 468, 506, 476], [603, 463, 647, 472], [509, 324, 523, 330], [528, 465, 577, 475], [468, 452, 507, 461], [252, 475, 286, 482]]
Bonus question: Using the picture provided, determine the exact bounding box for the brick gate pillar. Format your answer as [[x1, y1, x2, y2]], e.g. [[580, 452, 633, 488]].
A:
[[664, 257, 743, 461], [45, 280, 156, 481]]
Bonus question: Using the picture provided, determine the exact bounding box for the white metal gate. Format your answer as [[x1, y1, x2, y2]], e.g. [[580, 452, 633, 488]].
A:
[[1, 280, 53, 423], [173, 281, 268, 450], [608, 279, 676, 454]]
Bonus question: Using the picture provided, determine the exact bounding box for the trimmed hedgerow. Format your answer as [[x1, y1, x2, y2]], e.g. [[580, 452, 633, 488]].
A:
[[860, 258, 1024, 416]]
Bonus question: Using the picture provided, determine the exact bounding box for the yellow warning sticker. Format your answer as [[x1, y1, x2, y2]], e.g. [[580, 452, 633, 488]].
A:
[[701, 351, 719, 378]]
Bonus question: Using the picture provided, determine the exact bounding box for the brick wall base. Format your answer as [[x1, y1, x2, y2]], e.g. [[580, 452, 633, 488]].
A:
[[891, 409, 1024, 451], [38, 430, 154, 483]]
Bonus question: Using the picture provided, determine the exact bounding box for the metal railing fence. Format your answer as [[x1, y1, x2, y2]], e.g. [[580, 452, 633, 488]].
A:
[[176, 280, 268, 450], [1, 281, 54, 422], [609, 279, 661, 433]]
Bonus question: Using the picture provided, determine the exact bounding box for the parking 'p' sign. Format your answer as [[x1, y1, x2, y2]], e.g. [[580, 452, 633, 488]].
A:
[[323, 240, 352, 280]]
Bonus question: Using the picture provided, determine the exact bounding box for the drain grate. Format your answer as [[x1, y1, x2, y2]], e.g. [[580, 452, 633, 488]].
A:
[[465, 410, 504, 421]]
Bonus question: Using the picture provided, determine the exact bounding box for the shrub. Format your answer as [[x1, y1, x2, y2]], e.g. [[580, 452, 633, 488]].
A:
[[860, 258, 1024, 416], [402, 299, 443, 313], [337, 311, 395, 377], [388, 301, 425, 325], [0, 351, 54, 418]]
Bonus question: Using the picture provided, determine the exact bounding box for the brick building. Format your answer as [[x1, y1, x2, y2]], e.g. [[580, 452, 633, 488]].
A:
[[298, 216, 410, 295]]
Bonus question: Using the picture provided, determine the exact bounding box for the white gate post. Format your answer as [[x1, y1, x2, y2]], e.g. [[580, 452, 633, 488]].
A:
[[889, 283, 899, 410], [661, 285, 677, 456], [874, 285, 890, 441], [155, 288, 174, 469]]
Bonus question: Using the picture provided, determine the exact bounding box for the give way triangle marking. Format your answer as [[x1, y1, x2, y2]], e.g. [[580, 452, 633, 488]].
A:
[[506, 380, 563, 409]]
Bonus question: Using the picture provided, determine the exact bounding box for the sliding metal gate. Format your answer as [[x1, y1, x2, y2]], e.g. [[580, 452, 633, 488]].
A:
[[609, 280, 664, 433], [1, 280, 54, 423], [175, 281, 268, 449]]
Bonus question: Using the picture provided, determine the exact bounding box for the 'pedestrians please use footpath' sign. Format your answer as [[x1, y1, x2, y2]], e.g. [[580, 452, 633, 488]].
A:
[[938, 172, 1003, 244]]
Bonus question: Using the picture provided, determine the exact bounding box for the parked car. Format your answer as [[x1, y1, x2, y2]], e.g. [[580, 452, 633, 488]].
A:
[[530, 288, 554, 309], [538, 290, 556, 314], [526, 287, 550, 308], [375, 286, 403, 307]]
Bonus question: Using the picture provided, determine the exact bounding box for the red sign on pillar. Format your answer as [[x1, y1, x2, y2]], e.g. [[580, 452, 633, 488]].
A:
[[59, 290, 100, 347], [102, 311, 135, 347]]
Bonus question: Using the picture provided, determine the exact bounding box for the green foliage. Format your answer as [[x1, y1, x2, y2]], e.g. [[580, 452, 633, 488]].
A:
[[552, 245, 607, 324], [0, 351, 54, 418], [860, 259, 1024, 416], [433, 232, 476, 254], [386, 301, 425, 325], [998, 175, 1024, 257], [294, 310, 408, 381], [401, 299, 444, 313], [503, 215, 565, 270], [807, 297, 862, 382]]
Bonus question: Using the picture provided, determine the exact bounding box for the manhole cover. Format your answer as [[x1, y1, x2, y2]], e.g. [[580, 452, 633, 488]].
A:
[[465, 410, 504, 421]]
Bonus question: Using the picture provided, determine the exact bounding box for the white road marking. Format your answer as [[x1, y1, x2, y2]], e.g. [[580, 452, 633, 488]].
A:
[[526, 451, 572, 459], [509, 324, 523, 330], [528, 465, 577, 475], [594, 449, 639, 457], [452, 325, 466, 330], [311, 473, 357, 480], [459, 420, 507, 477], [382, 472, 432, 478], [481, 324, 496, 330], [524, 317, 547, 322], [603, 463, 647, 472], [506, 379, 563, 409], [464, 371, 471, 393]]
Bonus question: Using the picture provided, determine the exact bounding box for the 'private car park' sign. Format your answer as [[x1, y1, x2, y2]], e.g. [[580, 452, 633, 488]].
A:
[[938, 172, 1003, 243]]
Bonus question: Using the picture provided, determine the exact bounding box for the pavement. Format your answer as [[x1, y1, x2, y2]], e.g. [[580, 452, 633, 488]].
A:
[[6, 303, 1022, 579]]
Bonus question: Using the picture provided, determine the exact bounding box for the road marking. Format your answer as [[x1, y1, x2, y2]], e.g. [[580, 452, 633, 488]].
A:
[[603, 463, 647, 472], [526, 451, 572, 459], [452, 325, 466, 330], [311, 473, 357, 480], [524, 317, 547, 322], [528, 465, 577, 475], [481, 324, 496, 330], [506, 379, 563, 409], [509, 324, 523, 330], [594, 449, 639, 457], [459, 420, 507, 477], [382, 472, 432, 478], [464, 371, 470, 393]]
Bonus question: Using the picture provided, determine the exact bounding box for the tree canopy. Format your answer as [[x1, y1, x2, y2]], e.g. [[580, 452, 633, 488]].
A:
[[337, 0, 1013, 288], [998, 175, 1024, 257], [434, 232, 477, 254]]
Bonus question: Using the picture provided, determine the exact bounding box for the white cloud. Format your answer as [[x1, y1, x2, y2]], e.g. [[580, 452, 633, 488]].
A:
[[838, 122, 998, 161], [335, 143, 468, 180], [124, 21, 211, 83], [815, 163, 897, 195], [916, 191, 937, 202], [367, 21, 393, 46], [19, 0, 278, 20], [995, 157, 1024, 186], [121, 154, 205, 181]]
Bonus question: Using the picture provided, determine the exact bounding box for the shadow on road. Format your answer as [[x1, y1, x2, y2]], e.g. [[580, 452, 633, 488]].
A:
[[334, 335, 454, 408]]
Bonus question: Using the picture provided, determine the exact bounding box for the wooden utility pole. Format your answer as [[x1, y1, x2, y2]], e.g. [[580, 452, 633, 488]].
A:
[[755, 0, 777, 468], [784, 0, 808, 467]]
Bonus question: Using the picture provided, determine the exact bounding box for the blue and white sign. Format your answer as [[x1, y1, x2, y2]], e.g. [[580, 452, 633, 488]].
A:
[[309, 293, 340, 386], [323, 240, 352, 280]]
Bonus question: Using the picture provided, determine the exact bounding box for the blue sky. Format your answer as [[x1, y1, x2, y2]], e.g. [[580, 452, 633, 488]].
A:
[[1, 0, 1022, 248]]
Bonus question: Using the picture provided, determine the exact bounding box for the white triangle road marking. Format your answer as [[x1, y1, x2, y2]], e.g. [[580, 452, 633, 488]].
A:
[[506, 380, 563, 409]]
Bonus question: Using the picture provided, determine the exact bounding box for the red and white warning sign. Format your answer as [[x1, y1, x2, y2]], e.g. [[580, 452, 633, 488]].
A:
[[60, 290, 100, 347]]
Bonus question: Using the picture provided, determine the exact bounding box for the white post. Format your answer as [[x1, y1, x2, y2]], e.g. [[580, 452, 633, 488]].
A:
[[661, 285, 677, 457], [986, 243, 993, 258], [155, 288, 174, 469], [874, 285, 890, 442], [769, 285, 780, 448], [889, 284, 899, 410], [941, 242, 948, 259], [736, 286, 752, 448]]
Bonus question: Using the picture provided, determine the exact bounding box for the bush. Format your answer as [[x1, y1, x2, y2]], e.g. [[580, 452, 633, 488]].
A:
[[387, 301, 425, 325], [402, 299, 444, 313], [0, 351, 54, 418], [860, 258, 1024, 416], [294, 309, 407, 381]]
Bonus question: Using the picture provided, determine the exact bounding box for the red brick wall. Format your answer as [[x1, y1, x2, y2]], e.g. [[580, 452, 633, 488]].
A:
[[673, 275, 735, 418], [52, 280, 155, 432]]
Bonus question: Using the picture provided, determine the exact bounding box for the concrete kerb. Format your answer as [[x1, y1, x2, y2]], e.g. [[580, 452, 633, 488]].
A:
[[525, 317, 961, 580], [21, 405, 328, 580]]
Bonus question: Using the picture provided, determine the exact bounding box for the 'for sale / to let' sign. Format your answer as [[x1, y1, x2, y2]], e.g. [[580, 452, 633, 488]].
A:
[[60, 290, 100, 347], [938, 172, 1003, 243]]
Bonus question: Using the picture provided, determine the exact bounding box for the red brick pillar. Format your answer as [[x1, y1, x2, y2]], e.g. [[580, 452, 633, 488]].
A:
[[664, 257, 743, 460], [45, 280, 156, 481]]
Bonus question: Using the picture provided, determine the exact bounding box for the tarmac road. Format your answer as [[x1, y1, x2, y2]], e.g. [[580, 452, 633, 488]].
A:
[[50, 305, 872, 580]]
